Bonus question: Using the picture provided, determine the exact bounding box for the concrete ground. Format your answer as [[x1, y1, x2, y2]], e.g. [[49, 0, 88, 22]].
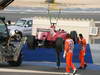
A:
[[0, 61, 100, 75]]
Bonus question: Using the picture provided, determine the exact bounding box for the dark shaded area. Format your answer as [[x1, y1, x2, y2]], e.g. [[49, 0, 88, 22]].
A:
[[45, 0, 55, 3], [0, 0, 14, 10]]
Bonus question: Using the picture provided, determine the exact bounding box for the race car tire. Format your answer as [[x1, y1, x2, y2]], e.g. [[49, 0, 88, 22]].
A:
[[7, 53, 22, 66]]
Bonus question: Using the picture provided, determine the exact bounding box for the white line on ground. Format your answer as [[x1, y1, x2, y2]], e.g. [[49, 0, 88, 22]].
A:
[[0, 68, 80, 75]]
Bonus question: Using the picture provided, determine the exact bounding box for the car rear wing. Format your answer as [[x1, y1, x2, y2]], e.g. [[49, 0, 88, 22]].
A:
[[0, 0, 14, 9], [37, 28, 51, 32]]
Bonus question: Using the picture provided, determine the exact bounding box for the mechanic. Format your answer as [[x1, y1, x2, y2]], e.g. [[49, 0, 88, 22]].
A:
[[63, 33, 77, 75], [8, 20, 11, 25], [78, 33, 87, 69], [50, 23, 56, 31]]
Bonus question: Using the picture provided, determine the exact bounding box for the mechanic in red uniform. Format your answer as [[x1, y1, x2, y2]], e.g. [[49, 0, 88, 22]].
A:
[[63, 34, 77, 75], [50, 23, 56, 31], [78, 33, 87, 69]]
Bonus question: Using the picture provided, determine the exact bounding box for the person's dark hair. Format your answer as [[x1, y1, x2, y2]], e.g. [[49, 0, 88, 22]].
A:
[[8, 20, 11, 25], [79, 33, 83, 37], [66, 33, 71, 38]]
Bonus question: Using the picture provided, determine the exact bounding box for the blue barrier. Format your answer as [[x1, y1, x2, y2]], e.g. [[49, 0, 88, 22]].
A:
[[22, 44, 93, 63]]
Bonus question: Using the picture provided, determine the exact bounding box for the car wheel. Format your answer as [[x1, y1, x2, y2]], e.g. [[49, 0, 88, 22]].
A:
[[15, 33, 22, 41], [7, 53, 22, 66]]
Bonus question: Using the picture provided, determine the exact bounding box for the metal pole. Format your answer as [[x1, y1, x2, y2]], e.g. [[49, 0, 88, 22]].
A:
[[56, 9, 61, 25], [48, 4, 52, 25]]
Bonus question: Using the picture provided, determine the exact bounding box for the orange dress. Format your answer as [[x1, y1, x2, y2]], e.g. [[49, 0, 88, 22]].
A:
[[79, 38, 87, 68], [64, 39, 76, 72]]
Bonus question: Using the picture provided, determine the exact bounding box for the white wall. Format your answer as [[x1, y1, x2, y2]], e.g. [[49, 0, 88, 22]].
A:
[[56, 18, 94, 43]]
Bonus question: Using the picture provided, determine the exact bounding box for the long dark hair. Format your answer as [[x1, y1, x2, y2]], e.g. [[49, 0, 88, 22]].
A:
[[79, 33, 83, 38]]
